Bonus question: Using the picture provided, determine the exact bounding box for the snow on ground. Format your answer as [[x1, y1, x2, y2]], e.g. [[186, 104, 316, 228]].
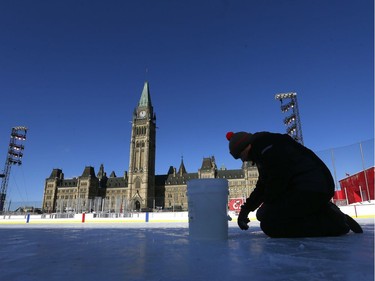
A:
[[0, 219, 373, 281]]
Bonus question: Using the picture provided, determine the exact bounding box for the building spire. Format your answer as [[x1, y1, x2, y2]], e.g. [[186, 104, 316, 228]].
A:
[[138, 81, 152, 107], [178, 156, 187, 175]]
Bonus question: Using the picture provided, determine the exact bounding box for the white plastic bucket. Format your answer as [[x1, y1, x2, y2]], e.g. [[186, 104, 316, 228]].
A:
[[187, 178, 229, 240]]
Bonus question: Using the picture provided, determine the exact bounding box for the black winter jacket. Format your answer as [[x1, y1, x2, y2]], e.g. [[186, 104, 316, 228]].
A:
[[243, 132, 335, 212]]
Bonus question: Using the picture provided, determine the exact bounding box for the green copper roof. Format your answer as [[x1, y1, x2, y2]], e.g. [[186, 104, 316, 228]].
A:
[[139, 81, 152, 107]]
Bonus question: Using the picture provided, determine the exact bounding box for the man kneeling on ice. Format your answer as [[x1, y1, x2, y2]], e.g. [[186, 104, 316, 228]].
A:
[[226, 131, 363, 238]]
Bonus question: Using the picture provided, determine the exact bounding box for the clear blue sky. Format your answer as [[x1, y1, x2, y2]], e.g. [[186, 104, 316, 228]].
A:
[[0, 0, 373, 204]]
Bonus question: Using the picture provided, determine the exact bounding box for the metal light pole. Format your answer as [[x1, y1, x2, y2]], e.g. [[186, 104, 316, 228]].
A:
[[0, 126, 28, 212], [275, 92, 304, 145]]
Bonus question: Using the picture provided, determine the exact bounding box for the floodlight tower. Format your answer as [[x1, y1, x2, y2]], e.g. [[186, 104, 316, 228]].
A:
[[0, 126, 27, 212], [274, 92, 303, 145]]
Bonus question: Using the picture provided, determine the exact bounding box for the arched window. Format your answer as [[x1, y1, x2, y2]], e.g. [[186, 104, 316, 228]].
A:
[[135, 200, 140, 211], [135, 179, 141, 190]]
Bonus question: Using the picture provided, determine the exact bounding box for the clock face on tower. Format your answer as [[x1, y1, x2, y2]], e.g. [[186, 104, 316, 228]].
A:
[[139, 110, 146, 118]]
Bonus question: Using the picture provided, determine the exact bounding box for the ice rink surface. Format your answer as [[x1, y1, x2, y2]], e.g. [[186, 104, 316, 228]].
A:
[[0, 219, 373, 281]]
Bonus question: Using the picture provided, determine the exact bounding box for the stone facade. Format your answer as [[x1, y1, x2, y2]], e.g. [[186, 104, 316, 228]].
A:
[[42, 82, 259, 212]]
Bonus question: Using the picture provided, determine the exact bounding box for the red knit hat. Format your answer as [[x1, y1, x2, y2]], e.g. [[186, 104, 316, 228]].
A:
[[226, 131, 253, 159]]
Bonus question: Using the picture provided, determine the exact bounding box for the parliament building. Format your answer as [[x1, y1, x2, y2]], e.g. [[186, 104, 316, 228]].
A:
[[42, 82, 259, 213]]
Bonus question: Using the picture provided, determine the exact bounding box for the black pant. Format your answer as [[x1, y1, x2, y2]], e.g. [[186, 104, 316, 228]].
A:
[[256, 191, 350, 238]]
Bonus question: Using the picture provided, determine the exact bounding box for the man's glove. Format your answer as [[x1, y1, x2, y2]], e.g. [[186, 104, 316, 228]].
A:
[[237, 205, 250, 230]]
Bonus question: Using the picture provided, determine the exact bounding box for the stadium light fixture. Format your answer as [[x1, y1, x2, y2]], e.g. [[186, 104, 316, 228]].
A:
[[275, 92, 303, 145]]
